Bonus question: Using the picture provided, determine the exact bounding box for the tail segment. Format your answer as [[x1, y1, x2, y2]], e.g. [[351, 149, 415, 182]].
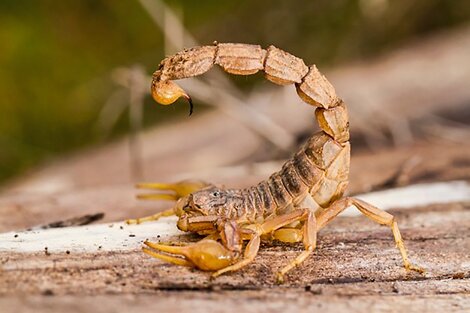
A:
[[151, 43, 349, 144]]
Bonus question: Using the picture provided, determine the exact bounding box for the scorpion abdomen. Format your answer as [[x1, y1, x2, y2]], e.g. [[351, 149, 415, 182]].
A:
[[302, 132, 350, 207], [244, 131, 350, 221]]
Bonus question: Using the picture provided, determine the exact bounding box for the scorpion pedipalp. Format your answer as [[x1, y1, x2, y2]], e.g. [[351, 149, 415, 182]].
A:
[[135, 180, 210, 201], [126, 180, 211, 224], [143, 239, 236, 271]]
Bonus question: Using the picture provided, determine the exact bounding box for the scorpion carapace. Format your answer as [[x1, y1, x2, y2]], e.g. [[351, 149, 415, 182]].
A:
[[127, 43, 424, 282]]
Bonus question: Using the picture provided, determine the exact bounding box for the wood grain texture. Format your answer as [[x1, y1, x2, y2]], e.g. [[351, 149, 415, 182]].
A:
[[1, 203, 469, 311]]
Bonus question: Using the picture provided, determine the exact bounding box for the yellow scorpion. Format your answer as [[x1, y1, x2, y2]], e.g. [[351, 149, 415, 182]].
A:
[[127, 43, 424, 283]]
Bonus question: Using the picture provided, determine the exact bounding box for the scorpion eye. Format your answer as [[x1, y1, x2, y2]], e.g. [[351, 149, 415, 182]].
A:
[[212, 191, 220, 197]]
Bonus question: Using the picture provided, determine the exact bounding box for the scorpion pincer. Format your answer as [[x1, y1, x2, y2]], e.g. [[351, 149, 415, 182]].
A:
[[126, 43, 424, 283]]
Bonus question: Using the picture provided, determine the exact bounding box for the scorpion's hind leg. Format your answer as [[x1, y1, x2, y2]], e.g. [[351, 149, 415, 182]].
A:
[[316, 197, 425, 273], [126, 180, 211, 224]]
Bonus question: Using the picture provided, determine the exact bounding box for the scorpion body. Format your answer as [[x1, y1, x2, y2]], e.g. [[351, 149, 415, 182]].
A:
[[202, 129, 350, 225], [127, 43, 423, 282]]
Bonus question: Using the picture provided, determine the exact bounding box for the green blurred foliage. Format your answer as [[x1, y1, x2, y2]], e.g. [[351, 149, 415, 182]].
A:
[[0, 1, 166, 181], [0, 0, 469, 183]]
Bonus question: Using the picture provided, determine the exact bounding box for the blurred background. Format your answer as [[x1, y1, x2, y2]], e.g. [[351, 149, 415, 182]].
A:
[[1, 0, 470, 188]]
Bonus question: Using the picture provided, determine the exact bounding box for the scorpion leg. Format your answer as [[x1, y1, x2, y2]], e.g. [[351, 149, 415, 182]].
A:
[[212, 229, 261, 278], [316, 197, 424, 273], [213, 209, 311, 277], [126, 180, 211, 224], [276, 210, 317, 283]]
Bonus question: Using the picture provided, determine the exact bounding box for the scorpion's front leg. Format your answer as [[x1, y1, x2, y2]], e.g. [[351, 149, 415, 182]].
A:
[[213, 209, 314, 278], [126, 180, 211, 224], [211, 228, 261, 278]]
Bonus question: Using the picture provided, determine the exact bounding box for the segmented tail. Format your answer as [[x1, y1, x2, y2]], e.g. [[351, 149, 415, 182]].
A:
[[151, 43, 351, 219]]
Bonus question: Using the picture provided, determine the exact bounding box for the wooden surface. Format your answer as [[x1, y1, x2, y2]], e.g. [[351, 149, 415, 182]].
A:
[[1, 139, 470, 312], [1, 201, 469, 312]]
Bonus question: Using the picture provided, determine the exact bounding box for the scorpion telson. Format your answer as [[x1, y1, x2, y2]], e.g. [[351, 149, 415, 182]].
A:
[[150, 80, 193, 115], [127, 43, 425, 283], [188, 97, 193, 116]]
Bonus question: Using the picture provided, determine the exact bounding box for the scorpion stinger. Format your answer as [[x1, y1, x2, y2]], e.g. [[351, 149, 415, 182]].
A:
[[151, 80, 193, 115], [187, 95, 193, 116], [127, 43, 425, 283]]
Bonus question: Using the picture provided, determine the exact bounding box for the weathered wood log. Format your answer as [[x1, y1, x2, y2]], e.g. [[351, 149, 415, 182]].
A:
[[1, 293, 469, 313], [1, 202, 469, 311]]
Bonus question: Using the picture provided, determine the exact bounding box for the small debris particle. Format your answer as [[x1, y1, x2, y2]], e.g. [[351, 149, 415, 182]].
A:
[[452, 272, 465, 279], [157, 235, 161, 238], [42, 289, 54, 296], [392, 282, 400, 294], [66, 250, 70, 255], [304, 285, 322, 295], [44, 247, 51, 256], [210, 285, 221, 291], [98, 246, 102, 250], [120, 226, 124, 230], [108, 224, 114, 228], [129, 234, 136, 237], [39, 212, 105, 229], [14, 234, 18, 238]]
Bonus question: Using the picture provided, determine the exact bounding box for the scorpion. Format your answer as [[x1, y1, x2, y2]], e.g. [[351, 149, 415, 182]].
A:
[[126, 43, 424, 282]]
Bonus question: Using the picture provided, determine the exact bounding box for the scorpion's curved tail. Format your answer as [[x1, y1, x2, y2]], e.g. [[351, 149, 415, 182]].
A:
[[151, 43, 349, 145]]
